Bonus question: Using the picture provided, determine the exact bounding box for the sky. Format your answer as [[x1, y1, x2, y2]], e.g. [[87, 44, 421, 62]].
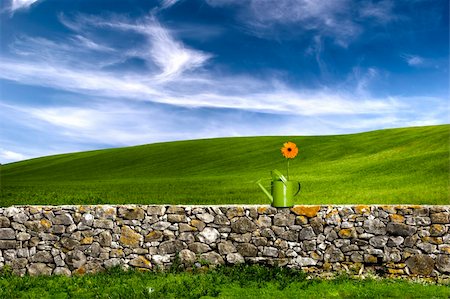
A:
[[0, 0, 448, 163]]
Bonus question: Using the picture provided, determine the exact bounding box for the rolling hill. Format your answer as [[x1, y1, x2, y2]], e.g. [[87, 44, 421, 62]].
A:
[[1, 125, 449, 206]]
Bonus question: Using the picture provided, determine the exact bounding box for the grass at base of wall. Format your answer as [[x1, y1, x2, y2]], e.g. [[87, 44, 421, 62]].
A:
[[1, 265, 449, 299]]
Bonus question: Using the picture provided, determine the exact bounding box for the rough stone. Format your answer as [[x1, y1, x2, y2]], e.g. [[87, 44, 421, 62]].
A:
[[324, 246, 345, 263], [229, 233, 252, 243], [256, 215, 272, 227], [214, 215, 230, 225], [190, 220, 206, 231], [179, 223, 197, 232], [0, 228, 15, 240], [99, 231, 112, 247], [237, 243, 258, 257], [32, 251, 54, 263], [218, 241, 236, 255], [386, 223, 417, 236], [430, 224, 447, 237], [0, 240, 16, 249], [104, 258, 121, 269], [279, 230, 298, 242], [145, 230, 164, 242], [159, 240, 186, 254], [363, 219, 386, 235], [28, 263, 53, 276], [198, 227, 220, 244], [406, 254, 435, 275], [53, 214, 74, 225], [299, 227, 316, 240], [119, 226, 142, 247], [66, 250, 87, 269], [167, 214, 187, 223], [93, 219, 113, 229], [436, 255, 450, 273], [431, 212, 449, 224], [53, 267, 72, 276], [273, 213, 295, 226], [200, 252, 225, 265], [60, 237, 80, 250], [179, 249, 196, 265], [0, 216, 10, 228], [226, 253, 245, 264], [226, 207, 245, 219], [196, 213, 214, 223], [120, 207, 145, 220], [389, 214, 405, 223], [189, 242, 211, 254], [338, 228, 356, 239], [292, 257, 317, 266], [129, 256, 152, 269], [231, 217, 257, 233], [147, 206, 166, 216], [386, 236, 403, 247], [262, 247, 278, 257], [369, 236, 389, 248], [309, 217, 324, 234], [291, 205, 320, 217]]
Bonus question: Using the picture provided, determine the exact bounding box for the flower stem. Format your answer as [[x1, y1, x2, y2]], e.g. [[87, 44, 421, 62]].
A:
[[287, 159, 290, 181]]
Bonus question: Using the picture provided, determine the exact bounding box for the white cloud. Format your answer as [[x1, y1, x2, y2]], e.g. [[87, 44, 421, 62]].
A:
[[0, 12, 447, 163], [9, 0, 39, 12], [0, 148, 27, 163], [0, 14, 404, 116]]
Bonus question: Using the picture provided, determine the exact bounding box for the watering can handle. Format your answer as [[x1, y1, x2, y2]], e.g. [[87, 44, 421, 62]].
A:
[[294, 181, 301, 196]]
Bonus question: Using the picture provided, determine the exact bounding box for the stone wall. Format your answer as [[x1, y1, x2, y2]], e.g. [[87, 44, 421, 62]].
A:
[[0, 205, 449, 277]]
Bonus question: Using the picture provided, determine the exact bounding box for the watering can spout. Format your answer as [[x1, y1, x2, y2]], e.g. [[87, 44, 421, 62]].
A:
[[256, 179, 273, 203]]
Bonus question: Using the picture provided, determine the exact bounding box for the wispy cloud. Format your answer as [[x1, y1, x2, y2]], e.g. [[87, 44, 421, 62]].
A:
[[401, 54, 425, 67], [0, 14, 407, 116], [160, 0, 182, 10], [1, 10, 447, 163], [205, 0, 397, 46]]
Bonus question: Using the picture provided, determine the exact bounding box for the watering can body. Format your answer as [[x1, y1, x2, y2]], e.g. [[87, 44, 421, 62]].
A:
[[257, 170, 301, 208]]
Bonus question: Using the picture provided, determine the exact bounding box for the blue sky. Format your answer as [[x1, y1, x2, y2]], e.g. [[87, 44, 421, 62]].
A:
[[0, 0, 448, 163]]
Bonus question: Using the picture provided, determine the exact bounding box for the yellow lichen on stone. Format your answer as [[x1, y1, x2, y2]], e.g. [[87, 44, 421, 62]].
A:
[[29, 206, 41, 214], [40, 219, 52, 229], [354, 205, 370, 215], [380, 205, 397, 214], [389, 214, 405, 223], [421, 236, 443, 245], [119, 226, 142, 247], [129, 256, 152, 269], [80, 237, 93, 245], [110, 249, 124, 257], [338, 228, 354, 239], [257, 206, 268, 214], [296, 216, 308, 225], [387, 269, 404, 275], [439, 245, 450, 254], [290, 206, 321, 218]]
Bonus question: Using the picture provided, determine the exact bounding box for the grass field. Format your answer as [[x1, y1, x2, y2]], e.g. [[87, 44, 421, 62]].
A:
[[1, 265, 449, 299], [1, 125, 449, 206]]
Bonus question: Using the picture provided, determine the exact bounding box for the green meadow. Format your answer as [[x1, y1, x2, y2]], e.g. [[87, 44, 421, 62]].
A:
[[1, 265, 449, 299], [1, 124, 449, 206]]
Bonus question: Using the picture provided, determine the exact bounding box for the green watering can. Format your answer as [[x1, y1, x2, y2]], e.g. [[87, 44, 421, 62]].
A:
[[256, 169, 301, 208]]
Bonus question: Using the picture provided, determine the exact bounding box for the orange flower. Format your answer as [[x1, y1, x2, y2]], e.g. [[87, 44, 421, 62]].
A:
[[281, 141, 298, 159]]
